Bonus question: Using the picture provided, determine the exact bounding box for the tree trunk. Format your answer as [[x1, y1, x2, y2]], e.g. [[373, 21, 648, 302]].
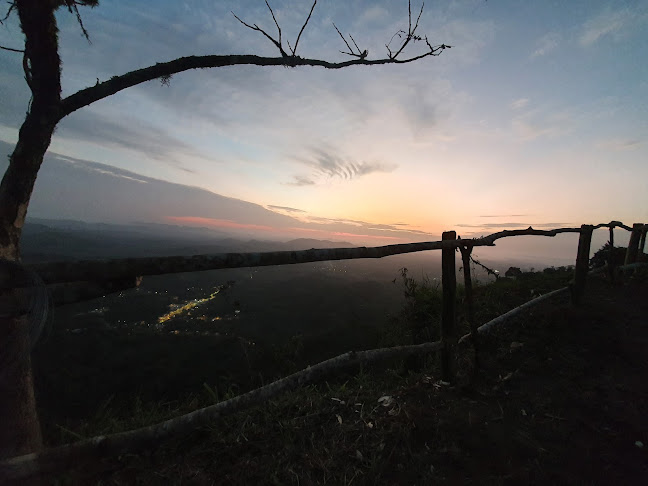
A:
[[0, 316, 42, 460], [0, 0, 61, 460], [0, 0, 62, 260]]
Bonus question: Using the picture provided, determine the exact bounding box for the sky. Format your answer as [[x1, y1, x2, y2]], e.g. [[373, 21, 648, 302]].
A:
[[0, 0, 646, 253]]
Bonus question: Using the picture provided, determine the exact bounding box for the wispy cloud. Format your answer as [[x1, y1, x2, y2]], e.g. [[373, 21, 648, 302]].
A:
[[512, 109, 573, 141], [531, 32, 561, 58], [479, 214, 529, 218], [306, 215, 433, 237], [285, 175, 316, 187], [268, 205, 306, 213], [596, 138, 642, 151], [510, 98, 529, 110], [359, 5, 388, 24], [579, 9, 631, 47], [293, 146, 397, 184], [56, 109, 202, 172], [167, 216, 277, 232], [457, 222, 572, 229], [53, 154, 149, 184]]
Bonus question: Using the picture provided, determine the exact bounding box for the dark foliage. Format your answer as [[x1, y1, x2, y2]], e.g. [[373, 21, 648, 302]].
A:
[[589, 242, 627, 268]]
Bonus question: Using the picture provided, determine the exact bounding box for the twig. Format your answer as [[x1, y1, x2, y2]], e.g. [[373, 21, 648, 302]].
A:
[[232, 4, 289, 58], [0, 45, 23, 53], [288, 0, 316, 56], [386, 0, 426, 59], [64, 0, 92, 43], [0, 0, 16, 24], [333, 23, 366, 59], [469, 255, 500, 280]]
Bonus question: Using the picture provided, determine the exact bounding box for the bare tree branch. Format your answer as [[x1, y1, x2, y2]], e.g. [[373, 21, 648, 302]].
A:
[[288, 0, 317, 56], [333, 23, 367, 59], [468, 254, 500, 280], [0, 340, 443, 481], [264, 1, 283, 47], [64, 0, 91, 43], [58, 50, 449, 119], [385, 0, 432, 60], [232, 4, 289, 57], [0, 44, 23, 53], [333, 23, 354, 55], [55, 0, 451, 118], [0, 0, 16, 24]]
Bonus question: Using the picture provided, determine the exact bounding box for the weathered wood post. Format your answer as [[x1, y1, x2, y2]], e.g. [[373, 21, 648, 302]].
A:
[[572, 224, 593, 305], [459, 243, 479, 377], [624, 223, 643, 265], [441, 231, 457, 382], [640, 225, 647, 254], [608, 224, 615, 283]]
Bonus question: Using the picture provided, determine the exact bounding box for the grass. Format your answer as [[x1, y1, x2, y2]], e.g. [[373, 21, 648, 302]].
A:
[[29, 264, 648, 484]]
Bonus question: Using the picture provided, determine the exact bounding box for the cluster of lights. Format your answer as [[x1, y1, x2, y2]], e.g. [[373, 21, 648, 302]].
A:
[[157, 285, 227, 324]]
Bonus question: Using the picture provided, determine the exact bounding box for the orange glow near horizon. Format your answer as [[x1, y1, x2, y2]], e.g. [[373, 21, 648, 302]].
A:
[[165, 215, 406, 243], [167, 216, 279, 232]]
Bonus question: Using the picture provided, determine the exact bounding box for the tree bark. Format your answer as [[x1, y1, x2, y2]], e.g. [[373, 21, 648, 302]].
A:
[[0, 315, 42, 460], [0, 0, 61, 460], [0, 0, 61, 260]]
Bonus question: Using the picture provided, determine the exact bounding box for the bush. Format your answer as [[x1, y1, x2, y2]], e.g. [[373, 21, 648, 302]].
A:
[[590, 242, 627, 268]]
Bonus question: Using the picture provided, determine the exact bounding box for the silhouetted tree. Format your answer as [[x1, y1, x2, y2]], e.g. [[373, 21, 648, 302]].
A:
[[0, 0, 449, 461]]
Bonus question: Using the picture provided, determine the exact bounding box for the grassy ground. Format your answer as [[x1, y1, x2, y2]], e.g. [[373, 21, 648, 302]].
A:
[[32, 266, 648, 484]]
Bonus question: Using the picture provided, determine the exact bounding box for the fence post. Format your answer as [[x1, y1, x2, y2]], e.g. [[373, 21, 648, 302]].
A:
[[441, 231, 457, 383], [572, 224, 593, 305], [640, 225, 647, 254], [459, 244, 479, 376], [624, 223, 642, 265]]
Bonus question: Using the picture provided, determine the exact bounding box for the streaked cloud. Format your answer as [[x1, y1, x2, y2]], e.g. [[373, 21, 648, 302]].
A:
[[456, 222, 572, 229], [596, 138, 642, 151], [56, 109, 204, 172], [512, 109, 573, 141], [54, 155, 149, 184], [531, 32, 560, 58], [293, 146, 397, 184], [359, 6, 389, 24], [166, 216, 278, 233], [579, 8, 631, 47], [268, 205, 306, 213], [479, 214, 529, 218], [510, 98, 529, 110], [306, 215, 433, 237], [285, 175, 316, 187]]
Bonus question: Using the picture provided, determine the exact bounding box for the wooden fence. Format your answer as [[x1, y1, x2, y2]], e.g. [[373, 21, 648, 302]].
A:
[[0, 221, 646, 480]]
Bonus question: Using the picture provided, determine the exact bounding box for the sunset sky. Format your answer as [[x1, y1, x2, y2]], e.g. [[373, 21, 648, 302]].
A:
[[0, 0, 646, 247]]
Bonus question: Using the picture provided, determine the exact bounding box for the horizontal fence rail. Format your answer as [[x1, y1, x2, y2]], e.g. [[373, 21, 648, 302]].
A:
[[11, 223, 637, 288]]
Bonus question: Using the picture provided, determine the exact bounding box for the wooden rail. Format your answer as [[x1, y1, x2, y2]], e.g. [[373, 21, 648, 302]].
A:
[[9, 226, 590, 287]]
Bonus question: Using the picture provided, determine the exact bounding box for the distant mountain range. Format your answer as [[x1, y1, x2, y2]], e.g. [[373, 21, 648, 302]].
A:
[[21, 218, 354, 263]]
